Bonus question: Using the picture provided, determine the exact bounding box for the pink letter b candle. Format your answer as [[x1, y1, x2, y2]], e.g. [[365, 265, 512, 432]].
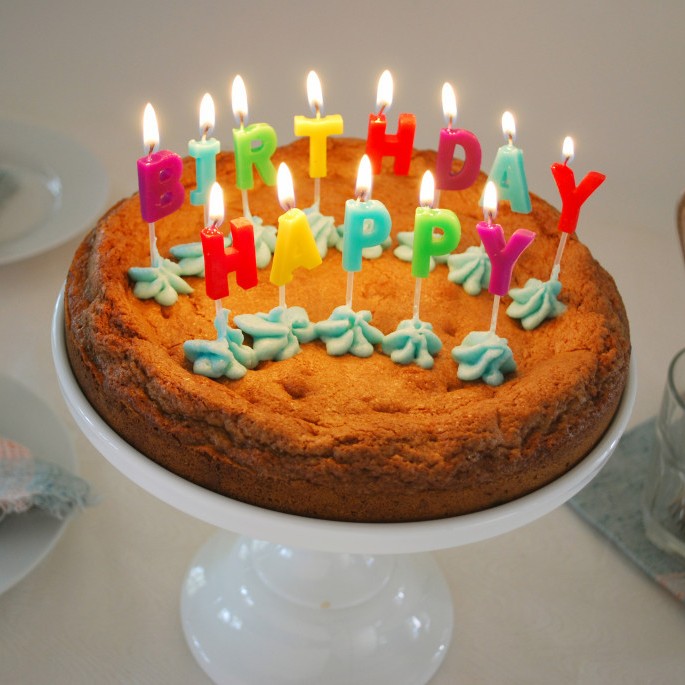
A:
[[137, 151, 185, 222], [137, 103, 184, 223]]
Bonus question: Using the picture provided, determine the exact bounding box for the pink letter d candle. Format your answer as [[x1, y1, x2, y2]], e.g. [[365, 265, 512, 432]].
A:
[[435, 83, 481, 192]]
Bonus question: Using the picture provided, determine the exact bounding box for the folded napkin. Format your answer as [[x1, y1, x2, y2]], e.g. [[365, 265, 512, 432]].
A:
[[569, 419, 685, 603], [0, 434, 94, 520]]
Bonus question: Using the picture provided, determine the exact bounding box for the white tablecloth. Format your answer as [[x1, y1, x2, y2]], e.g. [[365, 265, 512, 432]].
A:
[[1, 2, 684, 683]]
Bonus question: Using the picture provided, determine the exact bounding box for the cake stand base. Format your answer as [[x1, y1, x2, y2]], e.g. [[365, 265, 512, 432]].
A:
[[180, 533, 453, 685]]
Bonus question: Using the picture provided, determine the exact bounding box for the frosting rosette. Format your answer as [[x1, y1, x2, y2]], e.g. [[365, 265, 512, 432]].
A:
[[382, 319, 443, 369], [234, 306, 317, 362], [303, 204, 338, 259], [183, 309, 257, 379], [451, 330, 517, 386], [169, 236, 229, 277], [315, 306, 384, 357], [447, 244, 491, 296], [393, 231, 451, 271], [507, 276, 566, 330], [128, 258, 193, 306]]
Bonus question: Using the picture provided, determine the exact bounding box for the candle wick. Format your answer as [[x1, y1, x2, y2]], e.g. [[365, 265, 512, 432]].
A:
[[377, 104, 386, 117], [507, 134, 514, 146], [564, 156, 571, 166], [448, 116, 454, 130], [202, 125, 211, 142], [148, 143, 155, 156]]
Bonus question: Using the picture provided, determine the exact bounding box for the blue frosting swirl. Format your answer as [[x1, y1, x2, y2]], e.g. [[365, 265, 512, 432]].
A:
[[169, 216, 277, 275], [183, 308, 257, 379], [392, 231, 451, 271], [451, 330, 517, 386], [447, 245, 491, 296], [234, 306, 317, 362], [315, 306, 383, 357], [382, 319, 442, 369], [303, 204, 338, 259], [506, 276, 567, 330], [128, 258, 193, 306]]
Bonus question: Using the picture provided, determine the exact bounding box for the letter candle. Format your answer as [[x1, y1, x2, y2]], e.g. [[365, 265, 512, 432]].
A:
[[137, 103, 185, 265], [482, 111, 531, 214], [411, 170, 461, 319], [189, 93, 221, 209], [231, 75, 278, 218], [477, 182, 535, 332], [434, 82, 482, 204], [341, 155, 392, 309], [365, 70, 416, 175], [201, 182, 258, 328], [549, 136, 606, 278], [270, 163, 322, 309], [294, 70, 344, 207]]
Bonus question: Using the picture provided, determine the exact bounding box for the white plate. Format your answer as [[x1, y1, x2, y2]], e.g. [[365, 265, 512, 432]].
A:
[[0, 118, 108, 265], [0, 374, 77, 595]]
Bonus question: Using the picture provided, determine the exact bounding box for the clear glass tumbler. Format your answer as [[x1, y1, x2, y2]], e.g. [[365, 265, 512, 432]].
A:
[[643, 348, 685, 560]]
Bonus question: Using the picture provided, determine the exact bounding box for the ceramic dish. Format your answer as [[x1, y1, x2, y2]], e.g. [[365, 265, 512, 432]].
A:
[[0, 374, 77, 594], [0, 118, 108, 265]]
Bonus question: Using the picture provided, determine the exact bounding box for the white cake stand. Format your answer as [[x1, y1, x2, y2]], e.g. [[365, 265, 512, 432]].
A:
[[52, 290, 636, 685]]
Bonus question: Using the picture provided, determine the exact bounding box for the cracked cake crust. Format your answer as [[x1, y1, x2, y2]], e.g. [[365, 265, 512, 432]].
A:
[[64, 138, 630, 522]]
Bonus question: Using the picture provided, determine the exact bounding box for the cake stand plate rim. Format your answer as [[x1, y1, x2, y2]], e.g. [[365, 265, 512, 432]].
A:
[[51, 287, 637, 555]]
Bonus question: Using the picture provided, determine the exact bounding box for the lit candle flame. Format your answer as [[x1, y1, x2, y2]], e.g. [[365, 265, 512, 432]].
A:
[[355, 155, 372, 201], [441, 82, 457, 128], [483, 181, 498, 222], [307, 70, 323, 116], [376, 69, 393, 114], [143, 103, 159, 153], [207, 182, 225, 228], [501, 111, 516, 144], [562, 135, 575, 164], [199, 93, 215, 138], [419, 170, 435, 208], [231, 75, 248, 126], [277, 163, 296, 211]]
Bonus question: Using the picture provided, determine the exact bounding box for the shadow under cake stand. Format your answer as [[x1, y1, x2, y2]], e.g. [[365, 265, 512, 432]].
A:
[[52, 290, 636, 685]]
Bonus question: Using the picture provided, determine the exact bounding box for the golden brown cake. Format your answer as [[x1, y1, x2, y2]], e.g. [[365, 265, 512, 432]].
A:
[[64, 138, 630, 522]]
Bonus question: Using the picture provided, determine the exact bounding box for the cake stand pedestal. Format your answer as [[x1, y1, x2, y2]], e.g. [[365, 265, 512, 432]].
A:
[[52, 291, 636, 685]]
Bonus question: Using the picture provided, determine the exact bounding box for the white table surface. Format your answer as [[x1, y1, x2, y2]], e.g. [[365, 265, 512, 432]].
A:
[[1, 1, 684, 683]]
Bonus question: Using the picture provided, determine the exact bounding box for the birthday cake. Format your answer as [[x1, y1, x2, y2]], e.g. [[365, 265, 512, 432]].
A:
[[64, 137, 630, 523]]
